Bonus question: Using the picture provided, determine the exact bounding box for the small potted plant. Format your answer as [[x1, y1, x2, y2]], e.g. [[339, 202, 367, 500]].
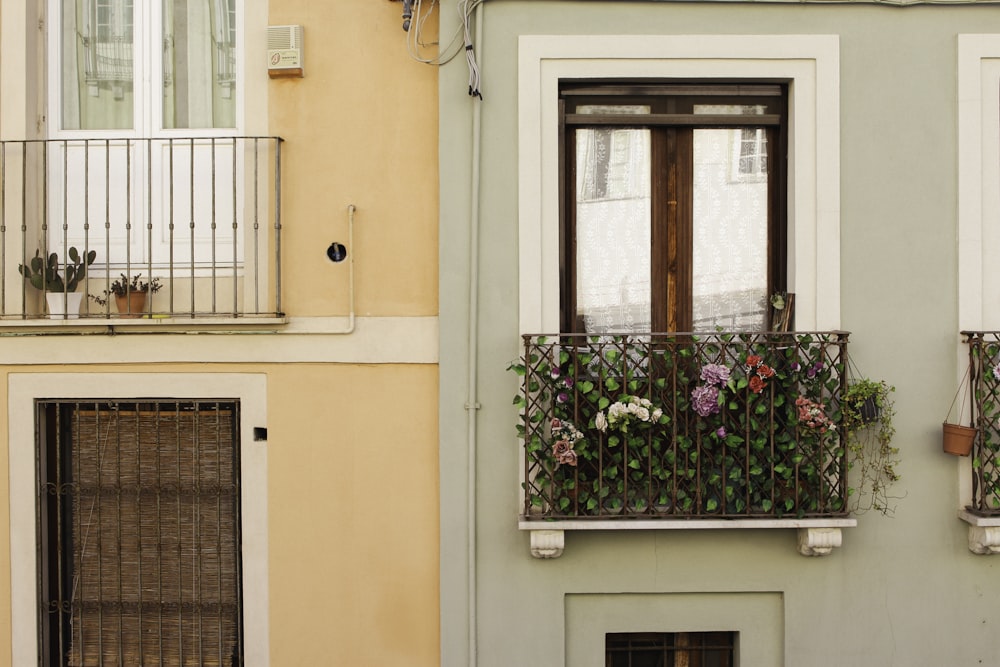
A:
[[18, 247, 97, 319], [843, 377, 900, 515], [91, 273, 162, 318]]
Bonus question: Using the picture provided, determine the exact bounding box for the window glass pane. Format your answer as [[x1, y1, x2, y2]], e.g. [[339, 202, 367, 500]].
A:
[[575, 128, 651, 333], [693, 103, 768, 116], [163, 0, 237, 129], [692, 128, 769, 330], [577, 104, 652, 116], [60, 0, 135, 130]]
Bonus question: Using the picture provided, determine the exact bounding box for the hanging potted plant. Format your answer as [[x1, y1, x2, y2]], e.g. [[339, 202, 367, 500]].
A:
[[18, 247, 97, 319], [943, 367, 977, 456], [90, 273, 162, 318], [843, 376, 900, 515]]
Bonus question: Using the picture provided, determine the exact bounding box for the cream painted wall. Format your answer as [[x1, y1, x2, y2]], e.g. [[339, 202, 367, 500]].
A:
[[0, 1, 440, 666], [0, 362, 439, 667], [269, 0, 439, 317]]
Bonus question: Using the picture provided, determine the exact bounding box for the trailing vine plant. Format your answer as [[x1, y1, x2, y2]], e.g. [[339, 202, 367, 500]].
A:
[[842, 377, 901, 515]]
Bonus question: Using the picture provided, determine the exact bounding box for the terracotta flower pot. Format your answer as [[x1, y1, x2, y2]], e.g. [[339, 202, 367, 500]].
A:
[[942, 422, 976, 456], [115, 291, 148, 318]]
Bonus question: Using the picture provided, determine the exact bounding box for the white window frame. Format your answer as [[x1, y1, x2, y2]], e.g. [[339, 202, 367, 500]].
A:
[[8, 373, 269, 666], [516, 34, 842, 335], [47, 0, 245, 137], [956, 35, 1000, 511]]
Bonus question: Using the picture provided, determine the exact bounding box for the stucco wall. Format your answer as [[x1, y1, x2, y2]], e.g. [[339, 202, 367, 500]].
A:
[[0, 0, 440, 665], [269, 0, 439, 318], [0, 362, 439, 667], [438, 3, 1000, 666]]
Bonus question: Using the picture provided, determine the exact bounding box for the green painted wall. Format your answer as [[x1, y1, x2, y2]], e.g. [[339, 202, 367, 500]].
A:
[[440, 3, 1000, 666]]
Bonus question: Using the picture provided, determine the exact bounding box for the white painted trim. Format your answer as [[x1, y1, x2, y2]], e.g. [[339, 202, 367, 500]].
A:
[[0, 316, 439, 364], [517, 34, 841, 334], [520, 518, 855, 558], [8, 373, 269, 666], [956, 35, 1000, 507]]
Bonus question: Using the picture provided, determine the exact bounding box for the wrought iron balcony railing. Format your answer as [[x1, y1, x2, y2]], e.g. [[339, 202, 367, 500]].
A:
[[961, 331, 1000, 515], [0, 137, 282, 321], [515, 331, 851, 521]]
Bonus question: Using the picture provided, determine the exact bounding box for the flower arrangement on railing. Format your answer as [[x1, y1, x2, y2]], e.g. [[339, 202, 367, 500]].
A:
[[960, 332, 1000, 514], [512, 332, 856, 520]]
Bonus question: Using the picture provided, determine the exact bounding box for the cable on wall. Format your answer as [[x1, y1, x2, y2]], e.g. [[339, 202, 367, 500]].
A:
[[404, 0, 485, 99]]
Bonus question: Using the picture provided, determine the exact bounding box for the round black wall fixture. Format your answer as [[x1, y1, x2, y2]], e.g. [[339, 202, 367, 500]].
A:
[[327, 242, 348, 263]]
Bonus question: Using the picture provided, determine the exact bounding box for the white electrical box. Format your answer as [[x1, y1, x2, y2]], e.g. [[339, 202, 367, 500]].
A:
[[267, 25, 304, 78]]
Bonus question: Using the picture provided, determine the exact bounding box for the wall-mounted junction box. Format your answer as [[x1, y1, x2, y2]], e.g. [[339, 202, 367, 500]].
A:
[[267, 25, 304, 78]]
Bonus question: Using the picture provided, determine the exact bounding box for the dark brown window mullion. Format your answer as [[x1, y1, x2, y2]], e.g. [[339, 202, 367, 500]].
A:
[[559, 101, 580, 334], [667, 128, 694, 331], [767, 123, 787, 324]]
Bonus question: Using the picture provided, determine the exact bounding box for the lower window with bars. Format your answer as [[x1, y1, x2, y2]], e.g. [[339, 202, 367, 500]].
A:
[[36, 400, 243, 667], [606, 631, 736, 667]]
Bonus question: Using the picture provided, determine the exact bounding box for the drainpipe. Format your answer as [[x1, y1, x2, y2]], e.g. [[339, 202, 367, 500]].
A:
[[465, 6, 485, 666]]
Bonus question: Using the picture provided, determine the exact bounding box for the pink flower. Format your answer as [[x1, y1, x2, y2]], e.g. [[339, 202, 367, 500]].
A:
[[691, 385, 721, 417], [556, 448, 578, 467]]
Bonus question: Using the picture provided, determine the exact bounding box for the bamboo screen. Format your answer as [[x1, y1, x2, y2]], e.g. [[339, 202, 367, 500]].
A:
[[37, 401, 243, 667]]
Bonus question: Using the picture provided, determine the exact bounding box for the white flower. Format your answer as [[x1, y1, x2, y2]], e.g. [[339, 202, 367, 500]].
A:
[[595, 412, 607, 432]]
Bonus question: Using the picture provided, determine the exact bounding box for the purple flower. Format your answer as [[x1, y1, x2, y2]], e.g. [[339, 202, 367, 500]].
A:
[[691, 385, 721, 417], [716, 426, 727, 438], [551, 369, 561, 380], [807, 361, 823, 378], [700, 363, 731, 388], [791, 362, 801, 372], [557, 392, 569, 404], [564, 377, 575, 388]]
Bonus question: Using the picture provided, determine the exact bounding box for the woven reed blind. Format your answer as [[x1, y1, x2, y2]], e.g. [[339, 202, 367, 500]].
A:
[[38, 401, 243, 667]]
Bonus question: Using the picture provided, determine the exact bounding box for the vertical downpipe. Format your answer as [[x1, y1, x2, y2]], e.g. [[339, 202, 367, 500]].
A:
[[465, 6, 485, 666]]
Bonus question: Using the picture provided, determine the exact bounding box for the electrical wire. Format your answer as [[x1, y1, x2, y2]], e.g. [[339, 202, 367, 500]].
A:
[[406, 0, 486, 98]]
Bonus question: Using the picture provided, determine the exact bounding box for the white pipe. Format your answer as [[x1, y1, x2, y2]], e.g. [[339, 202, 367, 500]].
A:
[[465, 5, 485, 667]]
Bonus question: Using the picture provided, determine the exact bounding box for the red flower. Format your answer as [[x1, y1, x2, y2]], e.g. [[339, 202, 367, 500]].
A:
[[749, 375, 766, 394], [758, 364, 775, 378], [746, 355, 762, 368]]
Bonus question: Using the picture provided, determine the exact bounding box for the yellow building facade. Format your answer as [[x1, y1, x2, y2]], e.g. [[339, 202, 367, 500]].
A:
[[0, 1, 439, 665]]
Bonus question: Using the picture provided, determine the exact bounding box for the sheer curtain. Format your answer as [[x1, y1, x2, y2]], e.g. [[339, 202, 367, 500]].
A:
[[60, 0, 236, 131], [162, 0, 236, 129], [60, 0, 134, 130]]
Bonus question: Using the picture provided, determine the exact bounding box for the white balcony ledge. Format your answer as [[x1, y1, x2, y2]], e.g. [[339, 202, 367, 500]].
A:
[[958, 510, 1000, 554], [518, 518, 857, 559], [0, 315, 288, 334]]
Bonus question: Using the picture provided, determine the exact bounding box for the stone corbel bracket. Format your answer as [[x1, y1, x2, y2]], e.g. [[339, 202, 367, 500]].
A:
[[520, 519, 857, 559], [959, 510, 1000, 554]]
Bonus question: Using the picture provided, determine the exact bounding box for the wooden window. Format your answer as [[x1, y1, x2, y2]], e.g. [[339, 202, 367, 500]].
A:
[[560, 84, 787, 333], [606, 631, 736, 667], [36, 400, 243, 667]]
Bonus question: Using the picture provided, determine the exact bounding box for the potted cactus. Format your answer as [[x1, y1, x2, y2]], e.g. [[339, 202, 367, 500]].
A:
[[18, 247, 97, 319]]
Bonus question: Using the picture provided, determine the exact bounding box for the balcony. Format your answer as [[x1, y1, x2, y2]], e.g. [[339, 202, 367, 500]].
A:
[[0, 137, 282, 326], [514, 331, 856, 557]]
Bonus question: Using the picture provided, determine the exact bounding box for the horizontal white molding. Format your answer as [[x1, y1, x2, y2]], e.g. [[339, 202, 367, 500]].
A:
[[0, 316, 439, 364]]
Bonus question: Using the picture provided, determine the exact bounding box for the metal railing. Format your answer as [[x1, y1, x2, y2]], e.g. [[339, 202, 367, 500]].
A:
[[962, 332, 1000, 515], [516, 331, 850, 520], [0, 137, 282, 321]]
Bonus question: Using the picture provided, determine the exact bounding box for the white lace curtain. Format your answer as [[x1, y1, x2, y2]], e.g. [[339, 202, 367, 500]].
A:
[[575, 119, 769, 333]]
